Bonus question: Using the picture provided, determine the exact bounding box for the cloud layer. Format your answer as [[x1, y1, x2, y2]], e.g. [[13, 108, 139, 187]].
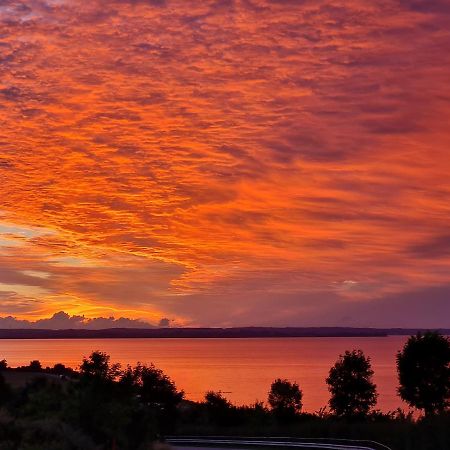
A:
[[0, 311, 159, 329], [0, 0, 449, 326]]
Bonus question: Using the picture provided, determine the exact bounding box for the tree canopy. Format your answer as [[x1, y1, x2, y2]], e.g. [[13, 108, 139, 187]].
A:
[[397, 332, 450, 416], [326, 349, 377, 418], [268, 378, 303, 420], [79, 351, 121, 382]]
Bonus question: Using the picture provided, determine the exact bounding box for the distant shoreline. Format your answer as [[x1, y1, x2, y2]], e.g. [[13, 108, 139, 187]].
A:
[[0, 327, 448, 339]]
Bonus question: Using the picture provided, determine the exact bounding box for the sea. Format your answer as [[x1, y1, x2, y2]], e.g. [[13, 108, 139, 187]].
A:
[[0, 336, 409, 412]]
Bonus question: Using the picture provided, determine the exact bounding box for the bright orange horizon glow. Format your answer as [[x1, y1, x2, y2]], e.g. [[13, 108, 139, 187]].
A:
[[0, 0, 449, 327]]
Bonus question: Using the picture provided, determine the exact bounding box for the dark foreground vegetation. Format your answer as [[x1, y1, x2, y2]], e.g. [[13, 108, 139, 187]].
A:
[[0, 332, 449, 450]]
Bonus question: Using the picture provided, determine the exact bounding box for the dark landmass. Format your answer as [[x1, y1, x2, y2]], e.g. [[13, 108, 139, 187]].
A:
[[0, 327, 449, 339]]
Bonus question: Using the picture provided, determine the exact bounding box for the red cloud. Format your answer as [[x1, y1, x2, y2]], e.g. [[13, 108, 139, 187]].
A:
[[0, 0, 449, 325]]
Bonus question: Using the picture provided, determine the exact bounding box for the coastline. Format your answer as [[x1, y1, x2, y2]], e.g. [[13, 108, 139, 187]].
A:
[[0, 327, 448, 339]]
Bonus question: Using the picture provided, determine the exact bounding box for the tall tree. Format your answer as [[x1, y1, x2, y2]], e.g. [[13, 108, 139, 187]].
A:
[[397, 332, 450, 416], [326, 349, 377, 418], [268, 378, 303, 420]]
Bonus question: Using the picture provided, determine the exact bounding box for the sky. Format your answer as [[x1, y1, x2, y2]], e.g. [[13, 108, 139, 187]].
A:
[[0, 0, 449, 328]]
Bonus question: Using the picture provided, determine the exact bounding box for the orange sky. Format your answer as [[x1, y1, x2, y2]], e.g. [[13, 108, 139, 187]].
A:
[[0, 0, 449, 327]]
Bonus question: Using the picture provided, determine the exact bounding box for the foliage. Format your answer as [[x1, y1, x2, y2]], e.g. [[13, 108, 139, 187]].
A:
[[120, 363, 184, 433], [204, 391, 238, 426], [204, 390, 233, 410], [28, 361, 42, 373], [397, 332, 450, 416], [15, 361, 43, 373], [121, 363, 184, 407], [0, 337, 449, 449], [50, 363, 77, 378], [79, 350, 121, 381], [326, 349, 377, 418], [0, 352, 187, 448], [268, 378, 303, 421]]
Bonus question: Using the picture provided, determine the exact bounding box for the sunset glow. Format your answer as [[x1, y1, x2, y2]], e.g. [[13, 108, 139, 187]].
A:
[[1, 0, 449, 326]]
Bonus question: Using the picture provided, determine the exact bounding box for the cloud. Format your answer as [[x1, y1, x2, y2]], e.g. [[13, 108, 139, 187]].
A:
[[0, 311, 158, 329], [407, 234, 450, 259], [158, 317, 171, 327], [400, 0, 450, 14], [0, 0, 449, 327]]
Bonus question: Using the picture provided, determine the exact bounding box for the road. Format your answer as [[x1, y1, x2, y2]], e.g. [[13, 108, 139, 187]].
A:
[[166, 436, 393, 450], [172, 446, 374, 450]]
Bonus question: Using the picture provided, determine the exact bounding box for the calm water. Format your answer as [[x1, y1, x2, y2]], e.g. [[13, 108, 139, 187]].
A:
[[0, 336, 409, 412]]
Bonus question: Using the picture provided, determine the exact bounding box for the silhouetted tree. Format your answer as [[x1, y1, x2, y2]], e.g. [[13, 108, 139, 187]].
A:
[[140, 364, 184, 408], [79, 351, 121, 382], [74, 353, 137, 448], [120, 363, 183, 407], [397, 332, 450, 416], [15, 360, 43, 372], [237, 401, 271, 428], [326, 350, 377, 418], [27, 360, 42, 372], [119, 363, 184, 433], [268, 378, 303, 421], [204, 391, 237, 426], [205, 390, 232, 410], [0, 360, 7, 371], [51, 362, 77, 377]]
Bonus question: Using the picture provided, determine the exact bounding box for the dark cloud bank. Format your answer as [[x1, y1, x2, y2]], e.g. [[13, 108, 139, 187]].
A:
[[0, 311, 171, 329]]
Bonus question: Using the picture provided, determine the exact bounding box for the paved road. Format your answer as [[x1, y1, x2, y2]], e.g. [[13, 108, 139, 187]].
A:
[[167, 437, 392, 450], [172, 446, 374, 450], [173, 447, 249, 450]]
